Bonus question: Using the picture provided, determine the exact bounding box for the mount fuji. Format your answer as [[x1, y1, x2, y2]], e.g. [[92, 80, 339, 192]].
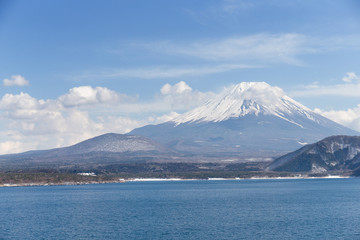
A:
[[130, 82, 358, 159]]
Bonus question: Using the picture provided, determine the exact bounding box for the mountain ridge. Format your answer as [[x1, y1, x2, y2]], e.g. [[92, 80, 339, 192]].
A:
[[0, 81, 358, 170], [2, 133, 172, 157], [131, 82, 357, 157], [268, 135, 360, 173], [0, 133, 175, 169], [173, 82, 317, 127]]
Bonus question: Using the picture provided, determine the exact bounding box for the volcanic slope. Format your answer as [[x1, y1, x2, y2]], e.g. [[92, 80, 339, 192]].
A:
[[0, 133, 174, 169], [130, 82, 357, 158], [268, 135, 360, 173]]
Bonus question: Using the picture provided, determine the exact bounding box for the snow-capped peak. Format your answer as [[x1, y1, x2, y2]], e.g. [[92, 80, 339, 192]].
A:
[[172, 82, 316, 126]]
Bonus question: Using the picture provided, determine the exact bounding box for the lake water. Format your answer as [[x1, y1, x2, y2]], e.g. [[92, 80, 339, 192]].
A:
[[1, 178, 360, 239]]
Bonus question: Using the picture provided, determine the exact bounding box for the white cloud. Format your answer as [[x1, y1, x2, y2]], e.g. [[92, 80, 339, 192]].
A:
[[0, 82, 212, 154], [0, 92, 41, 109], [161, 81, 192, 95], [0, 89, 143, 154], [0, 99, 147, 154], [58, 86, 131, 107], [100, 116, 146, 134], [314, 106, 360, 132], [3, 75, 29, 87], [159, 81, 214, 111], [342, 72, 359, 83], [0, 141, 38, 154], [153, 111, 180, 123]]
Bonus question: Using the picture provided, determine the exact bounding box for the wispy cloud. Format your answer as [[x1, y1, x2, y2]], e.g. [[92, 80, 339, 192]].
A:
[[291, 72, 360, 97], [130, 34, 360, 66], [221, 0, 255, 13], [80, 64, 255, 80], [80, 33, 360, 82], [184, 0, 258, 26], [170, 34, 308, 65], [136, 34, 308, 66], [291, 83, 360, 97], [342, 72, 359, 83]]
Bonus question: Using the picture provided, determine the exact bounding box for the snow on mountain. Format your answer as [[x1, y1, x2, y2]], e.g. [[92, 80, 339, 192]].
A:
[[173, 82, 318, 127], [1, 82, 357, 167], [5, 133, 171, 158], [61, 133, 170, 154], [0, 133, 175, 168], [268, 135, 360, 173], [130, 82, 358, 158]]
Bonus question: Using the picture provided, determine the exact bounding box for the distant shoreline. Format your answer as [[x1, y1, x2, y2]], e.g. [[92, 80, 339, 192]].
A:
[[0, 175, 352, 188]]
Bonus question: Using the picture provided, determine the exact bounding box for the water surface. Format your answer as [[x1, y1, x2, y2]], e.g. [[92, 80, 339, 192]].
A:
[[1, 178, 360, 239]]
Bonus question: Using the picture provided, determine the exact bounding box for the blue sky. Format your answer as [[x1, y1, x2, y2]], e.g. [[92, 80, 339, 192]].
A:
[[0, 0, 360, 153]]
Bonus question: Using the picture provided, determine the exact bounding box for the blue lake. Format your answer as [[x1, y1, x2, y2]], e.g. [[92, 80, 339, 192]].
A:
[[1, 178, 360, 239]]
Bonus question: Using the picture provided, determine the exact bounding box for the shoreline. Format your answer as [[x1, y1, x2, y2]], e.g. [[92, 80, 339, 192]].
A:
[[127, 175, 351, 182], [0, 175, 352, 188]]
